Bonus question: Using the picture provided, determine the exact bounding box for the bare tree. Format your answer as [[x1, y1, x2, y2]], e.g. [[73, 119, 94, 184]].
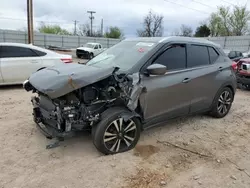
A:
[[137, 10, 164, 37], [78, 23, 91, 36], [77, 23, 103, 37], [179, 24, 193, 37]]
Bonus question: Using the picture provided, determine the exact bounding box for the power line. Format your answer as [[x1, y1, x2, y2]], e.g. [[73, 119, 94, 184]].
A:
[[163, 0, 210, 14], [220, 0, 236, 6], [192, 0, 216, 9], [0, 17, 74, 25]]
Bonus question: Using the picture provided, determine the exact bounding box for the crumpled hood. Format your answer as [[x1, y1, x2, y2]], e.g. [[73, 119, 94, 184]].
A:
[[28, 63, 115, 99]]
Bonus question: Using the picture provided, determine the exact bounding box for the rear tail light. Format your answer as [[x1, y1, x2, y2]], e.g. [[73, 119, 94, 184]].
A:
[[231, 61, 238, 70], [61, 58, 73, 63]]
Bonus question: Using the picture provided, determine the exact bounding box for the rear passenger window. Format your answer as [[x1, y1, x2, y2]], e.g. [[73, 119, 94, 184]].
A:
[[0, 46, 38, 58], [208, 47, 219, 63], [33, 49, 47, 56], [153, 44, 186, 70], [99, 45, 101, 48], [187, 45, 210, 68]]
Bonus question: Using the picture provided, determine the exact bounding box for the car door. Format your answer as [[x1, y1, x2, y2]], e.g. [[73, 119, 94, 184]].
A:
[[139, 43, 192, 127], [186, 44, 226, 113], [98, 44, 102, 54], [0, 45, 42, 83], [93, 45, 99, 56]]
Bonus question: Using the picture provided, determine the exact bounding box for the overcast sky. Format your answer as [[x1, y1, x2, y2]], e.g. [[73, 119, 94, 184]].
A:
[[0, 0, 249, 37]]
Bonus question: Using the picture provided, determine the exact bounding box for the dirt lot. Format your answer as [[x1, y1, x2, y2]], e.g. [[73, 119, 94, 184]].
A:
[[0, 87, 250, 188]]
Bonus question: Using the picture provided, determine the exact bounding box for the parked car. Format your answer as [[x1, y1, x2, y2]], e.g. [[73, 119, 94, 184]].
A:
[[0, 43, 72, 86], [23, 37, 237, 154], [223, 49, 244, 62], [235, 58, 250, 90], [76, 42, 106, 59]]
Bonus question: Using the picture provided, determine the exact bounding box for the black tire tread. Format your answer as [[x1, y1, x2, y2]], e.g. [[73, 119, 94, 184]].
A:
[[92, 107, 140, 155], [210, 87, 233, 118]]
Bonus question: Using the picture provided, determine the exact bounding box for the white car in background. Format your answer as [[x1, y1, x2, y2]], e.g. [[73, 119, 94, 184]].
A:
[[0, 43, 72, 86], [76, 42, 106, 59]]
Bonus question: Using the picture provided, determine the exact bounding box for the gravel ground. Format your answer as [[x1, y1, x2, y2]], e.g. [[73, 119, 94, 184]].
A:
[[0, 87, 250, 188]]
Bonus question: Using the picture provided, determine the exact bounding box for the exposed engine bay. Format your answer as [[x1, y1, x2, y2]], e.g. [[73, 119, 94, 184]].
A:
[[24, 66, 142, 139]]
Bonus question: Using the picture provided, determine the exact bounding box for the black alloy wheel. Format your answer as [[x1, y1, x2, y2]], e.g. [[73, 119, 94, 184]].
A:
[[92, 107, 141, 155]]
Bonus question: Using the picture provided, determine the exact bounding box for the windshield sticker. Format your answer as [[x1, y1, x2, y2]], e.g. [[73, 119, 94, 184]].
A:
[[138, 48, 145, 53], [136, 42, 155, 47]]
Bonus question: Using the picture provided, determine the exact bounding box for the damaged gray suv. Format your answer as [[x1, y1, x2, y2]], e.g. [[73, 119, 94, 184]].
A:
[[23, 37, 237, 154]]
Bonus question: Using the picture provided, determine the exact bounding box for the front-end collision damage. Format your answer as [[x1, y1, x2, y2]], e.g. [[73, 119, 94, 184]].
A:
[[23, 64, 145, 144]]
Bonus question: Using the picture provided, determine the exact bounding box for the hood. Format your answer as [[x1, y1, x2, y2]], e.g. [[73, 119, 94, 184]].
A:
[[28, 63, 115, 99], [77, 47, 93, 51]]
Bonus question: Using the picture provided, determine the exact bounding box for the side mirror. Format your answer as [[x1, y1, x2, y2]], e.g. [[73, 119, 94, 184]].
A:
[[146, 64, 167, 75]]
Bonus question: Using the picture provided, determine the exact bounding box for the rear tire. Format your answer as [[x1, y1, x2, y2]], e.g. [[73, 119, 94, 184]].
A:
[[209, 87, 234, 118], [92, 107, 141, 155]]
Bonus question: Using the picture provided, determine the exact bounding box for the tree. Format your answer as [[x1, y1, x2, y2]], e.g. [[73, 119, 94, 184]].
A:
[[179, 24, 193, 37], [137, 10, 164, 37], [229, 5, 250, 36], [78, 23, 103, 37], [194, 24, 211, 37], [38, 22, 71, 35], [208, 5, 250, 36], [104, 26, 123, 39]]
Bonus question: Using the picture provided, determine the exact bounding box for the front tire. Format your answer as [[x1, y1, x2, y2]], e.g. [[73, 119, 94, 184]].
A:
[[210, 87, 234, 118], [89, 53, 94, 59], [92, 107, 141, 155]]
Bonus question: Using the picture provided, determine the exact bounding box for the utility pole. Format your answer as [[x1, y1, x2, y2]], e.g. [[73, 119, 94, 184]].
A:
[[73, 20, 79, 35], [87, 11, 96, 37], [27, 0, 34, 44], [101, 19, 103, 36]]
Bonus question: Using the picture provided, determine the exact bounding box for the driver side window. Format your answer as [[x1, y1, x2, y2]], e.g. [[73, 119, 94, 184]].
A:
[[153, 44, 186, 71], [94, 45, 98, 49]]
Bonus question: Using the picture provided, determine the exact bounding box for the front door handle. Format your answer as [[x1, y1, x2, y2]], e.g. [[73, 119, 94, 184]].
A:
[[182, 78, 191, 83]]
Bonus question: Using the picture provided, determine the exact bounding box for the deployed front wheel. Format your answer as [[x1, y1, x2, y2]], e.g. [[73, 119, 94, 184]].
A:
[[92, 107, 141, 155]]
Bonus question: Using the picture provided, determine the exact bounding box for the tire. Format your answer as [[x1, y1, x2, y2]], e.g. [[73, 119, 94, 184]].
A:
[[209, 87, 234, 118], [92, 107, 141, 155], [89, 53, 94, 59]]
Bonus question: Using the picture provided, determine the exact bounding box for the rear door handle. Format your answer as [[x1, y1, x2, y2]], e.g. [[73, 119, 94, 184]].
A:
[[182, 78, 191, 83], [31, 60, 39, 63], [218, 67, 223, 71]]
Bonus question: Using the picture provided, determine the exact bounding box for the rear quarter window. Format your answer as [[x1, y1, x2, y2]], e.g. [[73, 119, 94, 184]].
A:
[[187, 44, 210, 68], [208, 47, 219, 63], [32, 49, 47, 56]]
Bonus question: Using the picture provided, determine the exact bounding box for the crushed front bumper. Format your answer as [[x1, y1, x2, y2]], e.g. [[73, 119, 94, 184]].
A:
[[31, 96, 74, 139]]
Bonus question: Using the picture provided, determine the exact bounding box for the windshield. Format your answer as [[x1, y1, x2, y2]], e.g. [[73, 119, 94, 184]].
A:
[[83, 43, 95, 48], [86, 41, 156, 71]]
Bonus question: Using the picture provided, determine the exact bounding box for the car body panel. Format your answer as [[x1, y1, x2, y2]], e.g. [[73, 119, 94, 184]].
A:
[[24, 37, 237, 139], [0, 43, 72, 85], [139, 70, 192, 125], [0, 55, 42, 83]]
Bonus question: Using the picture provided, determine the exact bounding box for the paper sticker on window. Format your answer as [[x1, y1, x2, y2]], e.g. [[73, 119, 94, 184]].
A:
[[136, 42, 155, 47], [138, 48, 145, 53]]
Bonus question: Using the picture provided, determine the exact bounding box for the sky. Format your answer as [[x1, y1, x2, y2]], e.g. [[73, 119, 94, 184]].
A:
[[0, 0, 249, 37]]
